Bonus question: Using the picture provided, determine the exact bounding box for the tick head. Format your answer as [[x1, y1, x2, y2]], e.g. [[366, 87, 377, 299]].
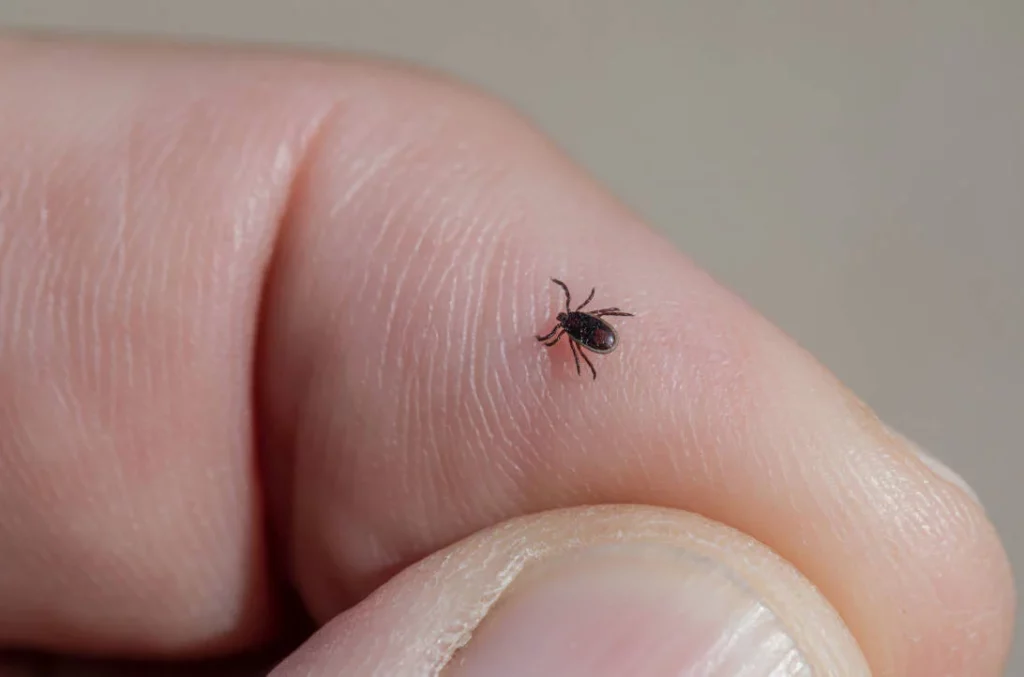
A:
[[556, 312, 568, 323]]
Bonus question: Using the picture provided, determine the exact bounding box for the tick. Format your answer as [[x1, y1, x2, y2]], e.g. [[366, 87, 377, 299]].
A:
[[535, 278, 635, 379]]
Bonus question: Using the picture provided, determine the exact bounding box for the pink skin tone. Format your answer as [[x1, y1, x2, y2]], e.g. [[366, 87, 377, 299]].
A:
[[0, 37, 1014, 675]]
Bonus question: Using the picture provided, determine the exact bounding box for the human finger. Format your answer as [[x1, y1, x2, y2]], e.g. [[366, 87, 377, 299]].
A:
[[254, 53, 1015, 677], [271, 506, 871, 676]]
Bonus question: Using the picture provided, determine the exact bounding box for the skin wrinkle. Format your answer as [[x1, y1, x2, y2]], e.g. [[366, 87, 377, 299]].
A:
[[408, 360, 426, 504], [436, 221, 481, 456], [472, 229, 520, 457], [85, 175, 140, 589], [137, 190, 160, 401], [92, 195, 120, 411], [71, 233, 93, 414], [368, 202, 408, 391], [116, 152, 157, 401], [407, 321, 444, 465], [430, 162, 521, 459], [57, 227, 93, 451], [468, 254, 495, 454], [115, 219, 148, 396], [460, 230, 492, 458], [24, 229, 47, 376], [351, 150, 439, 378], [418, 249, 448, 467], [174, 209, 196, 371], [450, 257, 476, 456], [426, 229, 472, 465], [350, 211, 392, 393], [147, 107, 209, 371], [0, 226, 11, 358], [332, 144, 401, 216], [499, 299, 548, 462], [246, 91, 349, 624], [386, 191, 437, 374], [486, 351, 549, 513], [431, 237, 461, 438], [112, 158, 134, 397], [515, 335, 560, 455]]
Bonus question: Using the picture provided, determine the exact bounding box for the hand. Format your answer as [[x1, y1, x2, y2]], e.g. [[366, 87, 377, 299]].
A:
[[0, 36, 1013, 676]]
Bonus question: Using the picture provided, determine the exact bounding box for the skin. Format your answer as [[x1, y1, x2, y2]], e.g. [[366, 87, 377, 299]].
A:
[[0, 36, 1015, 675]]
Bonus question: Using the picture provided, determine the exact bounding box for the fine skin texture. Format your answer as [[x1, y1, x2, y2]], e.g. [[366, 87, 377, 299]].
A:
[[0, 36, 1015, 675]]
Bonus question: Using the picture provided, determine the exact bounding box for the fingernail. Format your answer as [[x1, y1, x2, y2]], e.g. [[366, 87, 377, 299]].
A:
[[446, 543, 811, 677], [886, 427, 982, 505]]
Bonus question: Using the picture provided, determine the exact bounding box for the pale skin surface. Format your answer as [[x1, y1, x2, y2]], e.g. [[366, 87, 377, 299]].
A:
[[0, 36, 1015, 675]]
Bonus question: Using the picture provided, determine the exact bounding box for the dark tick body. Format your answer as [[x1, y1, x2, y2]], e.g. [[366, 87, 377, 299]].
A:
[[535, 278, 635, 379]]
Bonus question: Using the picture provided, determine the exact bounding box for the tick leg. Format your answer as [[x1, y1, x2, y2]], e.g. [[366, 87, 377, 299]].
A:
[[543, 330, 564, 346], [569, 340, 582, 376], [593, 309, 635, 317], [551, 278, 572, 311], [579, 347, 598, 379], [535, 325, 560, 341], [575, 287, 596, 311]]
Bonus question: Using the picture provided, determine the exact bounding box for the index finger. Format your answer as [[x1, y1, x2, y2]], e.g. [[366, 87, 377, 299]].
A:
[[255, 55, 1014, 677]]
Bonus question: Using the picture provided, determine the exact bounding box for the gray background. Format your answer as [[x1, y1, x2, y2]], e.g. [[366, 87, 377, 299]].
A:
[[2, 1, 1020, 671]]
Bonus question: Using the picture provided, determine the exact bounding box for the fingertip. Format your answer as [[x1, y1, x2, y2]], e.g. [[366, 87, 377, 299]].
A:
[[249, 51, 1014, 676]]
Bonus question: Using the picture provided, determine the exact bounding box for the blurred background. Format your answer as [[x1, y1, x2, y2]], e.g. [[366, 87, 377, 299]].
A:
[[2, 1, 1020, 669]]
